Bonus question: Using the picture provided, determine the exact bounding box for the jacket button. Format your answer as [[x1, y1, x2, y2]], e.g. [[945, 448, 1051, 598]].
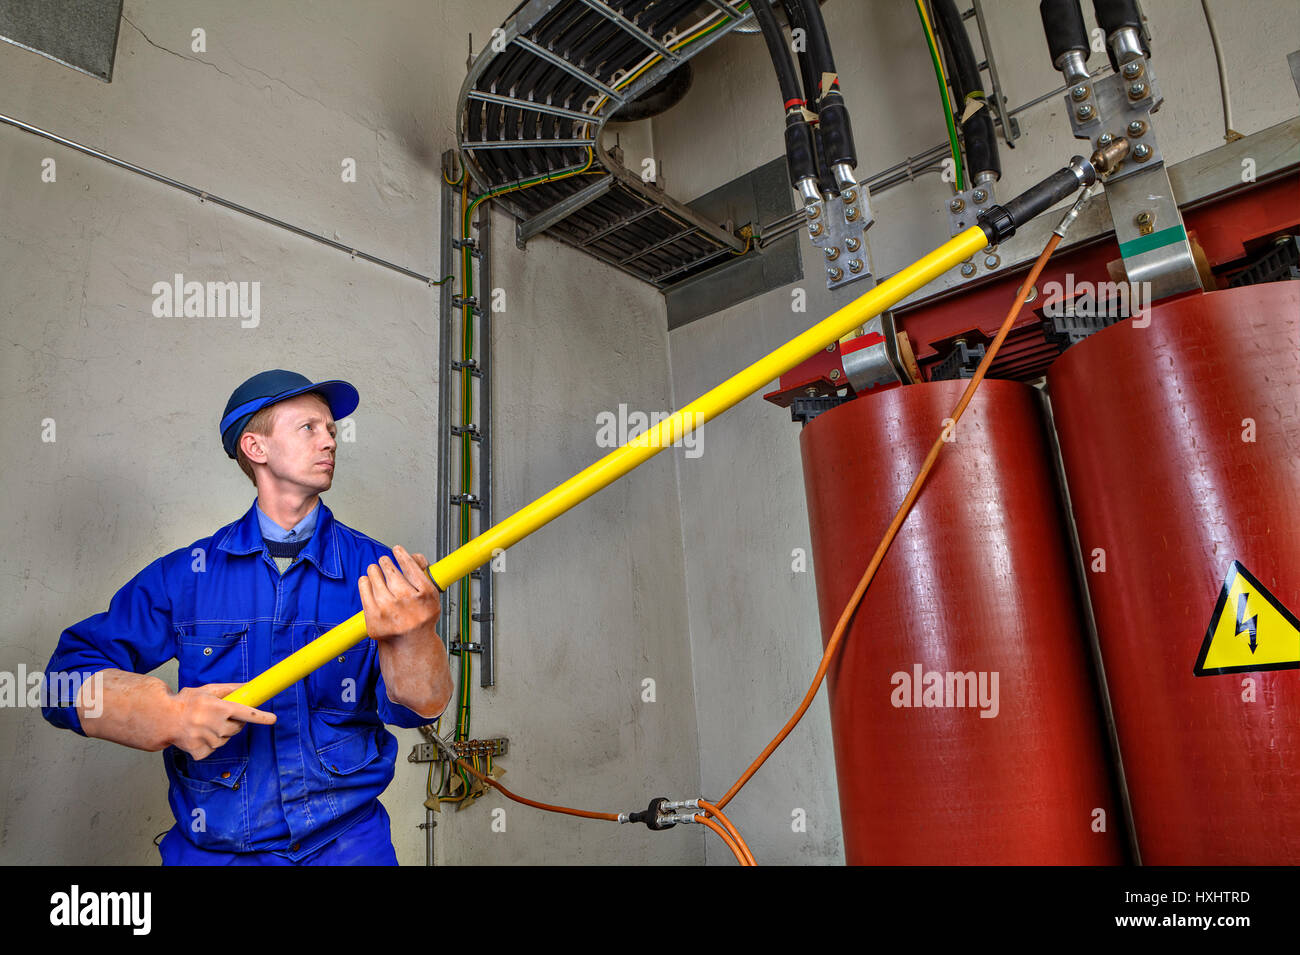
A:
[[221, 771, 231, 779], [292, 843, 300, 852], [203, 647, 213, 656], [331, 764, 338, 772], [233, 782, 240, 790], [338, 656, 345, 663]]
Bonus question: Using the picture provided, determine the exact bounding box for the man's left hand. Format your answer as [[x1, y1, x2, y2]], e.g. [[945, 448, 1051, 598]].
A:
[[358, 545, 441, 641]]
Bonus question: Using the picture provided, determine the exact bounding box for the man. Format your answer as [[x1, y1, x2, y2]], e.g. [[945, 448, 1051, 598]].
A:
[[42, 369, 454, 864]]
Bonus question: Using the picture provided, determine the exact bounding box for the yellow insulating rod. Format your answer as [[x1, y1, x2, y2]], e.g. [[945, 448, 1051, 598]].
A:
[[225, 225, 991, 708]]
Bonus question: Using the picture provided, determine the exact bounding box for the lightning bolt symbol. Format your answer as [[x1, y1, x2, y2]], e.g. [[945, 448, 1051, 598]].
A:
[[1235, 592, 1258, 654]]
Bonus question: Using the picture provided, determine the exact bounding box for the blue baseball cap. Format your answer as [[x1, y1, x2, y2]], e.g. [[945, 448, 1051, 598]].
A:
[[221, 369, 359, 459]]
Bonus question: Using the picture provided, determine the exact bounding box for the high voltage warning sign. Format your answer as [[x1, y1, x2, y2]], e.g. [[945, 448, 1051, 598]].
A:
[[1194, 561, 1300, 676]]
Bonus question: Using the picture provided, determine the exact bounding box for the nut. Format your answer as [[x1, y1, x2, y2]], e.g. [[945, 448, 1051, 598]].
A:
[[829, 369, 841, 380]]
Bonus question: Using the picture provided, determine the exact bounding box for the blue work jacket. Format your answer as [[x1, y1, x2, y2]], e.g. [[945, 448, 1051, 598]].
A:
[[42, 498, 436, 861]]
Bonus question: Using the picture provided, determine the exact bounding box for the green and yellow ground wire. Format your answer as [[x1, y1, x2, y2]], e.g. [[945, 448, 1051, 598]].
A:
[[915, 0, 966, 192]]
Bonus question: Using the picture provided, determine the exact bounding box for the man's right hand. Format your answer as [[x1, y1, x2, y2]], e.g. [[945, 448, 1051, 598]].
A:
[[168, 683, 276, 760]]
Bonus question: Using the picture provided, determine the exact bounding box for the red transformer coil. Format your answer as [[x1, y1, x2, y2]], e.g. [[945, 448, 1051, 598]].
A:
[[1048, 282, 1300, 865], [801, 380, 1125, 864]]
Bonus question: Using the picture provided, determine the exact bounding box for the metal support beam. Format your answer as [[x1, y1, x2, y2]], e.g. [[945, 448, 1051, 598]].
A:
[[466, 89, 595, 123], [477, 209, 495, 689], [510, 34, 626, 103], [620, 225, 694, 265], [579, 0, 678, 63], [580, 204, 660, 245], [465, 138, 596, 150], [517, 175, 615, 248]]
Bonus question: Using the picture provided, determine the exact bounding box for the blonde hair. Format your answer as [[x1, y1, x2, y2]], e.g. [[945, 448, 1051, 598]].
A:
[[235, 391, 329, 486]]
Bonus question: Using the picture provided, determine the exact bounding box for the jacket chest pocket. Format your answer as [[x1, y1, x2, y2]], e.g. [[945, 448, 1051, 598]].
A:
[[176, 623, 250, 686], [307, 638, 370, 713]]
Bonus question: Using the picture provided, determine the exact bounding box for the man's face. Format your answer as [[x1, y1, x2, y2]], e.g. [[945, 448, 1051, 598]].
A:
[[247, 393, 337, 497]]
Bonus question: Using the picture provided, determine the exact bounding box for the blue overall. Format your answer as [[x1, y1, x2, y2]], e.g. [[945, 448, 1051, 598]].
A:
[[42, 498, 436, 864]]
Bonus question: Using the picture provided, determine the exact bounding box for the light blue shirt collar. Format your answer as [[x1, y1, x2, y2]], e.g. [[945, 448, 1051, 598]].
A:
[[255, 498, 320, 543]]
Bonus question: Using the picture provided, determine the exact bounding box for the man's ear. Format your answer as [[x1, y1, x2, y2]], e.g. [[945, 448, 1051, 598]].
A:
[[240, 431, 267, 464]]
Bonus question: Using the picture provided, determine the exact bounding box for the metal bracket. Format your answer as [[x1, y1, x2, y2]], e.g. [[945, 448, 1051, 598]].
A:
[[808, 182, 875, 291], [407, 735, 508, 764], [516, 175, 614, 249], [946, 182, 1001, 279], [1065, 59, 1201, 300]]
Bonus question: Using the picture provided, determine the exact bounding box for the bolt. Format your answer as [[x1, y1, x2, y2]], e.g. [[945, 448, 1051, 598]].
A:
[[1071, 85, 1089, 102], [829, 369, 841, 380], [825, 246, 840, 260], [972, 189, 988, 204], [845, 207, 859, 221], [1122, 61, 1143, 79], [984, 254, 1000, 269], [1127, 120, 1146, 137], [1128, 81, 1147, 99], [807, 205, 820, 219], [1133, 143, 1152, 161], [842, 189, 857, 204], [805, 387, 819, 397], [950, 198, 966, 213], [848, 259, 863, 273], [1076, 104, 1094, 121], [845, 236, 860, 252], [810, 221, 822, 236], [1097, 132, 1114, 146], [826, 344, 836, 352], [1135, 211, 1153, 226], [828, 266, 843, 281], [1024, 285, 1039, 303], [960, 262, 977, 277]]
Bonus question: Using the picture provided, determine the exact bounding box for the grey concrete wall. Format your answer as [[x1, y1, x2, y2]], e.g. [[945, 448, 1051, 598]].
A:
[[659, 0, 1300, 864], [0, 0, 699, 865]]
